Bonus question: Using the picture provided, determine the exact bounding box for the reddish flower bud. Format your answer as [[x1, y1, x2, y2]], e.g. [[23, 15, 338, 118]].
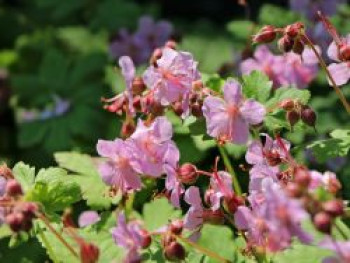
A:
[[279, 99, 295, 111], [301, 106, 317, 127], [339, 44, 350, 61], [293, 38, 305, 55], [285, 22, 304, 38], [191, 103, 203, 118], [165, 40, 177, 50], [132, 96, 142, 112], [278, 35, 294, 53], [5, 179, 23, 197], [327, 177, 342, 194], [286, 110, 300, 129], [225, 195, 245, 214], [177, 163, 198, 185], [285, 182, 303, 198], [313, 212, 332, 234], [62, 208, 76, 228], [139, 229, 152, 249], [19, 202, 38, 220], [132, 77, 146, 95], [252, 25, 277, 44], [322, 200, 344, 217], [120, 121, 135, 139], [164, 242, 186, 262], [6, 212, 24, 232], [294, 167, 311, 188], [169, 219, 183, 235], [80, 242, 100, 263], [172, 101, 184, 117], [203, 209, 225, 225]]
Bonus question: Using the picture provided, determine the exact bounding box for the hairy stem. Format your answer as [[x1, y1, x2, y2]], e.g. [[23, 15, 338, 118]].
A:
[[302, 33, 350, 114], [218, 145, 242, 195], [37, 213, 79, 259], [176, 235, 231, 263]]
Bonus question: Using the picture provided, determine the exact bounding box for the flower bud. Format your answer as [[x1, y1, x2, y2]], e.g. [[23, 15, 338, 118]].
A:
[[132, 96, 142, 112], [286, 110, 300, 129], [301, 106, 317, 127], [165, 40, 177, 50], [285, 22, 304, 38], [161, 232, 175, 247], [322, 200, 344, 217], [5, 179, 23, 197], [169, 219, 183, 235], [177, 163, 198, 185], [19, 202, 38, 220], [292, 38, 305, 55], [327, 177, 341, 194], [172, 101, 184, 117], [313, 212, 332, 234], [80, 242, 100, 263], [164, 242, 186, 262], [120, 121, 135, 139], [132, 77, 146, 95], [285, 182, 303, 198], [279, 99, 295, 111], [225, 195, 244, 214], [339, 44, 350, 61], [278, 35, 294, 53], [203, 210, 225, 225], [191, 103, 203, 118], [252, 25, 277, 44], [6, 212, 24, 232], [139, 229, 152, 249], [294, 167, 311, 188]]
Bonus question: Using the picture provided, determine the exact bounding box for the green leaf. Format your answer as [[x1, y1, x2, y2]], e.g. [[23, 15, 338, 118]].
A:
[[26, 180, 81, 212], [259, 4, 303, 27], [202, 73, 225, 93], [12, 162, 36, 192], [307, 129, 350, 162], [143, 198, 181, 231], [242, 71, 272, 103], [227, 20, 254, 40], [55, 152, 120, 209]]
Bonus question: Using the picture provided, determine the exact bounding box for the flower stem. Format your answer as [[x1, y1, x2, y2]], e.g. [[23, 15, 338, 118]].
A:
[[176, 235, 231, 263], [334, 219, 350, 240], [37, 213, 79, 259], [218, 145, 242, 195], [302, 33, 350, 114], [37, 225, 59, 263]]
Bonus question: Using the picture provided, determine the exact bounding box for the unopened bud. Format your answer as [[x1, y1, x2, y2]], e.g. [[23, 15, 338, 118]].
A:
[[293, 38, 305, 55], [177, 163, 198, 185], [80, 242, 100, 263], [172, 101, 184, 117], [339, 44, 350, 61], [19, 202, 38, 220], [279, 99, 295, 111], [6, 212, 24, 232], [322, 200, 344, 217], [132, 77, 146, 95], [278, 35, 294, 53], [253, 25, 277, 44], [191, 103, 203, 118], [286, 110, 300, 129], [139, 229, 152, 249], [285, 22, 304, 38], [294, 167, 311, 188], [313, 212, 332, 234], [120, 121, 135, 139], [327, 177, 341, 194], [203, 210, 225, 225], [5, 179, 23, 197], [164, 242, 186, 262], [301, 106, 317, 127], [285, 182, 303, 198], [169, 219, 183, 235]]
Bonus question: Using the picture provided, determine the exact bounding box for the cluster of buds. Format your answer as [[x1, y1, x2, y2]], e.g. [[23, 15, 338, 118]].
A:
[[253, 22, 306, 55], [0, 165, 38, 233], [279, 99, 317, 131], [284, 166, 344, 235], [161, 220, 186, 262]]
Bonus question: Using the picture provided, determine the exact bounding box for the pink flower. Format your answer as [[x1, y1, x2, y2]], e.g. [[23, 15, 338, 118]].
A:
[[241, 45, 319, 89], [96, 139, 141, 194], [309, 170, 337, 191], [235, 178, 312, 252], [111, 213, 145, 263], [208, 171, 234, 211], [164, 164, 185, 208], [78, 211, 101, 227], [327, 34, 350, 86], [184, 186, 204, 241], [143, 48, 200, 113], [128, 116, 179, 177], [320, 238, 350, 263], [202, 79, 265, 144], [119, 56, 136, 115]]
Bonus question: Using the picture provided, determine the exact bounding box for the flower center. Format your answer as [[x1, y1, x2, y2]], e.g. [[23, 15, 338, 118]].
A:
[[227, 105, 239, 117]]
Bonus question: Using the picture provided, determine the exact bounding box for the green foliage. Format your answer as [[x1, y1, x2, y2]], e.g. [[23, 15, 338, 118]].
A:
[[259, 4, 304, 27], [227, 20, 255, 43], [54, 152, 121, 210], [202, 73, 225, 93], [12, 162, 36, 192], [242, 71, 273, 103], [307, 129, 350, 162]]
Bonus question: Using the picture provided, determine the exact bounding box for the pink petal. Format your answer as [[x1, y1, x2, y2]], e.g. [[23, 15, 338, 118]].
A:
[[240, 99, 266, 125], [78, 211, 101, 227], [223, 79, 243, 105], [327, 63, 350, 86], [184, 186, 202, 208]]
